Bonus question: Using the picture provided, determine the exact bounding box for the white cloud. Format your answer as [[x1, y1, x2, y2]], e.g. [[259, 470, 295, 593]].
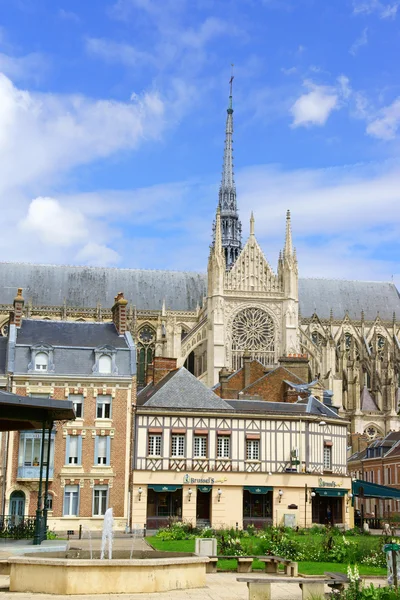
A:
[[366, 97, 400, 139], [58, 9, 81, 23], [86, 38, 155, 67], [290, 82, 338, 127], [353, 0, 399, 18], [349, 27, 368, 55], [76, 242, 121, 267], [20, 197, 88, 246], [0, 72, 165, 194], [0, 52, 48, 83]]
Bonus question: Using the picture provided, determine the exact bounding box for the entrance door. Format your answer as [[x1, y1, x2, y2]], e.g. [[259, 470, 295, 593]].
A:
[[9, 491, 25, 525], [197, 487, 211, 526], [312, 495, 342, 524]]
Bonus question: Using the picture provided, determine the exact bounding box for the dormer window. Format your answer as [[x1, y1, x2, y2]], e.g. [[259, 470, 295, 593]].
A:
[[35, 352, 48, 372], [28, 344, 54, 374], [99, 354, 112, 374], [92, 345, 117, 376]]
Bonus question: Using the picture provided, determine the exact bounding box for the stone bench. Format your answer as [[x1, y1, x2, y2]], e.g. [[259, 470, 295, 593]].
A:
[[324, 571, 354, 593], [258, 555, 298, 577], [0, 560, 10, 576], [238, 576, 334, 600], [215, 555, 255, 573]]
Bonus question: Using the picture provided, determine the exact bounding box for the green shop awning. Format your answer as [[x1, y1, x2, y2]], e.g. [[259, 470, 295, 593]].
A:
[[352, 479, 400, 500], [198, 486, 212, 493], [244, 486, 273, 494], [314, 488, 347, 497], [148, 485, 182, 493]]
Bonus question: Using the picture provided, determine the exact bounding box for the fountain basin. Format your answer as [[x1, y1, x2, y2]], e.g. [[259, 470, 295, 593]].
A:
[[9, 551, 209, 595]]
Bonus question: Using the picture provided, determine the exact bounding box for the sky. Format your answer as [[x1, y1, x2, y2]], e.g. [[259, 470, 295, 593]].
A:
[[1, 0, 400, 284]]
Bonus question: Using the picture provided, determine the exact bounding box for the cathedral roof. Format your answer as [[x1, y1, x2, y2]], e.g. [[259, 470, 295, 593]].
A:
[[0, 262, 399, 320]]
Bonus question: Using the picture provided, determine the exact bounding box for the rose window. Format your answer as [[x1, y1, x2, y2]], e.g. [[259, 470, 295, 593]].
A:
[[365, 426, 378, 440], [231, 307, 275, 370]]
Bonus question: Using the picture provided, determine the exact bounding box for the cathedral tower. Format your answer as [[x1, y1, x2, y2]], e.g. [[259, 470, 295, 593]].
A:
[[216, 75, 242, 268]]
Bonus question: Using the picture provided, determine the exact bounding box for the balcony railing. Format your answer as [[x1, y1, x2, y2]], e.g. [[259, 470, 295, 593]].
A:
[[17, 466, 54, 479]]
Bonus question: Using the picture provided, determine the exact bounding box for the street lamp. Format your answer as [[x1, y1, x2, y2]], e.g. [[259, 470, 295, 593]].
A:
[[217, 488, 222, 502], [138, 487, 143, 501], [278, 489, 283, 503], [188, 488, 192, 502]]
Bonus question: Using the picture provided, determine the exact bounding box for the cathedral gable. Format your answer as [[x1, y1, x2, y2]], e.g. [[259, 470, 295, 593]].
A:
[[225, 236, 280, 293]]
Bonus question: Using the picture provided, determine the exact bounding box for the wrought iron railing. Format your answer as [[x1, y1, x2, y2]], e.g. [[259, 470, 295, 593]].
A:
[[0, 515, 36, 539]]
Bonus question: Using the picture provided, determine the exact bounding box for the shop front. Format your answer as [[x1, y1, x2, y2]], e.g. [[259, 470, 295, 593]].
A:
[[243, 486, 273, 529], [146, 484, 182, 529], [311, 488, 347, 525], [196, 485, 212, 526]]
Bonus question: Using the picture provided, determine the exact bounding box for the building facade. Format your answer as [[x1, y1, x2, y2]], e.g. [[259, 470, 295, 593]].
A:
[[1, 291, 136, 531], [0, 90, 397, 440], [132, 358, 353, 530]]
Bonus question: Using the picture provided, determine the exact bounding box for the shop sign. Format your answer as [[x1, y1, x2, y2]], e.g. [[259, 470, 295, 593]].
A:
[[318, 478, 342, 488], [183, 474, 227, 485]]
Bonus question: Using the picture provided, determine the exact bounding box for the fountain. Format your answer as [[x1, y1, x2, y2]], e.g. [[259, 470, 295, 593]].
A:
[[7, 509, 209, 595], [80, 525, 93, 560], [100, 507, 113, 560]]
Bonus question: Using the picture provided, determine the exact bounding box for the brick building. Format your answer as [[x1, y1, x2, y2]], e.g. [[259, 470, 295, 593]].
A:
[[348, 432, 400, 518], [0, 290, 136, 532]]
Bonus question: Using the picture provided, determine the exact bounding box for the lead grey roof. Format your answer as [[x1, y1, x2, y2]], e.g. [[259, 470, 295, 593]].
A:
[[0, 262, 206, 311], [138, 367, 231, 410], [16, 319, 129, 348], [0, 262, 399, 320], [227, 396, 344, 419], [299, 278, 400, 320]]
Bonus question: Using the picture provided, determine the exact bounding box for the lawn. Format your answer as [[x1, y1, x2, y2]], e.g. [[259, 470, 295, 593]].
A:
[[147, 536, 387, 576]]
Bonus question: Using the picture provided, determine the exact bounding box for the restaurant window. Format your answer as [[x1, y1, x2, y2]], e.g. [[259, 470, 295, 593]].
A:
[[147, 488, 182, 518], [171, 434, 185, 457], [148, 434, 162, 456], [217, 436, 230, 458], [246, 439, 260, 460], [323, 445, 332, 471], [243, 490, 272, 519], [194, 436, 207, 458]]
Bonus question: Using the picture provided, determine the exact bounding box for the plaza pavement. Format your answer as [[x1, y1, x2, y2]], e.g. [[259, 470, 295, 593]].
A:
[[0, 536, 388, 599]]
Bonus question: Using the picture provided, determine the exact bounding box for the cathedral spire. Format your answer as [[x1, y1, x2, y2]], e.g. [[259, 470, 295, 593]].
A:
[[283, 209, 294, 257], [216, 67, 242, 269]]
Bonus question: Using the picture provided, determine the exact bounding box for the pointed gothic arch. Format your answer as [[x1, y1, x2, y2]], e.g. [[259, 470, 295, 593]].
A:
[[136, 324, 156, 387]]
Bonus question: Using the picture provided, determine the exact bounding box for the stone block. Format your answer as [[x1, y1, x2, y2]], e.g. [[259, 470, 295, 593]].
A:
[[195, 537, 217, 556], [247, 581, 272, 600]]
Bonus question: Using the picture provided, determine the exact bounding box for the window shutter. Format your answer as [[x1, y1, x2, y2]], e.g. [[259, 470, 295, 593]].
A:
[[65, 436, 70, 465], [106, 436, 111, 466], [77, 436, 82, 466], [94, 436, 98, 465]]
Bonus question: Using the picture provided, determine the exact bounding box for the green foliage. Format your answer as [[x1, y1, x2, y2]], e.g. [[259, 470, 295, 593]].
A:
[[218, 534, 245, 556], [46, 529, 58, 540]]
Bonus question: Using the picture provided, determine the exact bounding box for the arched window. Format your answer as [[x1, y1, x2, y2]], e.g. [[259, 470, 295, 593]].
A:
[[35, 353, 48, 372], [98, 354, 112, 374], [365, 425, 381, 440], [137, 326, 156, 387], [9, 490, 25, 522], [231, 307, 275, 370]]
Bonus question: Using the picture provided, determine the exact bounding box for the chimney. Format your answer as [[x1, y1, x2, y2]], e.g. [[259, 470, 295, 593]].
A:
[[153, 357, 177, 386], [13, 288, 24, 328], [351, 433, 369, 454], [279, 354, 309, 382], [219, 367, 231, 398], [243, 349, 251, 388], [112, 292, 128, 335]]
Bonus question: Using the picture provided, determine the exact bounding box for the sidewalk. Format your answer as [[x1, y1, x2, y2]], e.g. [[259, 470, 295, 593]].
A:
[[0, 572, 388, 599]]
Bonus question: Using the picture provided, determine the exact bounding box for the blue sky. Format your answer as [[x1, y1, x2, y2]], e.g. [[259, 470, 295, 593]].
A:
[[1, 0, 400, 284]]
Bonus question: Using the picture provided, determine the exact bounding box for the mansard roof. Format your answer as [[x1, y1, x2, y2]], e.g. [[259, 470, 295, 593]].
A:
[[16, 319, 129, 348], [0, 262, 399, 320]]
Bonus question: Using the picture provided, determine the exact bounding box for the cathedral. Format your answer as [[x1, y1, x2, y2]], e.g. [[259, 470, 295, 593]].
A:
[[0, 88, 399, 439]]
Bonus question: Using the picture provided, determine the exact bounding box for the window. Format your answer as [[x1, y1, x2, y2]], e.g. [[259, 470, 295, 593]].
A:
[[99, 354, 112, 374], [63, 485, 79, 516], [217, 436, 230, 458], [95, 436, 110, 466], [35, 352, 48, 372], [96, 395, 111, 419], [148, 434, 162, 456], [93, 486, 108, 516], [18, 431, 55, 473], [43, 494, 53, 510], [323, 446, 332, 470], [194, 436, 207, 458], [171, 434, 185, 457], [246, 439, 260, 460], [66, 435, 82, 465], [70, 395, 83, 418]]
